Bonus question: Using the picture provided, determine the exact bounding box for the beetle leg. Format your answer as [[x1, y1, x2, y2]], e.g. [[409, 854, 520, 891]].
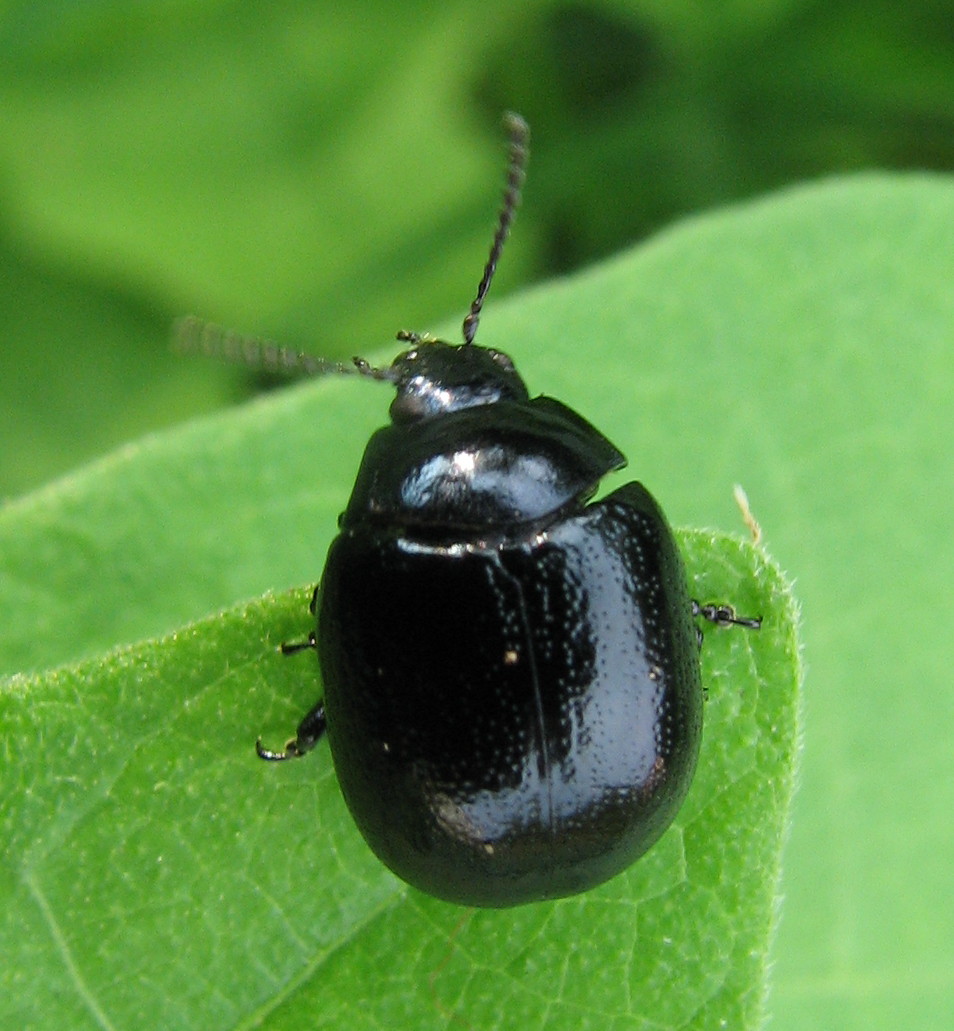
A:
[[276, 585, 318, 652], [692, 600, 762, 630], [259, 629, 325, 758], [256, 701, 327, 761], [280, 630, 317, 655]]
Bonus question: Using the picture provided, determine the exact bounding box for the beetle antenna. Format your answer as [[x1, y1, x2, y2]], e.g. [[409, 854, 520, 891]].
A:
[[461, 111, 529, 346], [173, 315, 394, 380]]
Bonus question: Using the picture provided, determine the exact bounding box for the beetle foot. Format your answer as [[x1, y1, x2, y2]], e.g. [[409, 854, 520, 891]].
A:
[[692, 600, 762, 630], [280, 632, 317, 655], [256, 737, 307, 761], [255, 701, 328, 761]]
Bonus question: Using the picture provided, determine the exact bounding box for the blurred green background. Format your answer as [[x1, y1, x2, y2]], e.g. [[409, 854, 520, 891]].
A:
[[3, 1, 954, 1029], [5, 0, 954, 497]]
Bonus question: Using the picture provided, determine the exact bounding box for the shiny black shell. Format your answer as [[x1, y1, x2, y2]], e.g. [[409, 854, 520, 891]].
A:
[[314, 340, 702, 907]]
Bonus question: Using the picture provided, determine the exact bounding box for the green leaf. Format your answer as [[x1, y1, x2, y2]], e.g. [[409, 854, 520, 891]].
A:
[[0, 173, 804, 1029], [2, 539, 795, 1031], [9, 168, 954, 1029], [3, 5, 953, 1023]]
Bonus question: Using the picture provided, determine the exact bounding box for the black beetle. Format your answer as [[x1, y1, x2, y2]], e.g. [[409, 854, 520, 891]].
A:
[[178, 113, 759, 907]]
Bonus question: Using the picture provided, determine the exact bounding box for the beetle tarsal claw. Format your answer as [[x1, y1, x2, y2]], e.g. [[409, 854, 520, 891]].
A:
[[255, 737, 303, 762]]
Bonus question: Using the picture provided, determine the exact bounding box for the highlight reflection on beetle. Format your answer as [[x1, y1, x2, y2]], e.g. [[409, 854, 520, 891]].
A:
[[179, 113, 760, 907]]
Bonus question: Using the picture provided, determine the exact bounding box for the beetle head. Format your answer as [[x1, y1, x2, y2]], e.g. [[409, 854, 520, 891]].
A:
[[387, 339, 529, 423]]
